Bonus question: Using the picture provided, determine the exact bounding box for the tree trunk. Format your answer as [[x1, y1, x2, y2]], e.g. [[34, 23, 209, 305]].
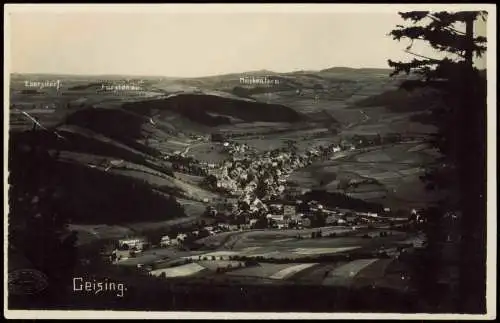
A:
[[458, 12, 487, 314]]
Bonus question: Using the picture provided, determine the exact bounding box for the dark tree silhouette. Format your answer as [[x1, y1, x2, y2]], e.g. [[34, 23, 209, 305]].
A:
[[388, 11, 487, 313], [8, 131, 78, 307]]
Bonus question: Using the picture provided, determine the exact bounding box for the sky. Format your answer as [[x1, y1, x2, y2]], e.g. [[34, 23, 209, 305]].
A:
[[7, 5, 489, 77]]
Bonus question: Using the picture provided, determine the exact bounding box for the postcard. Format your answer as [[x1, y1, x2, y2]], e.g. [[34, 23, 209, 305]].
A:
[[3, 3, 496, 320]]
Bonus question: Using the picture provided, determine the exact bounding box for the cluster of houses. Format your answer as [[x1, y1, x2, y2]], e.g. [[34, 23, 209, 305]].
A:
[[203, 141, 347, 201], [109, 201, 418, 265], [221, 141, 256, 156], [206, 196, 396, 231]]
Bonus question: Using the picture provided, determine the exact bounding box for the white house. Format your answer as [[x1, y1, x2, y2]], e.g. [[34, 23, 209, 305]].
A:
[[250, 198, 268, 212], [176, 233, 188, 242], [118, 237, 147, 250], [160, 235, 171, 247], [275, 220, 288, 230], [266, 214, 284, 221]]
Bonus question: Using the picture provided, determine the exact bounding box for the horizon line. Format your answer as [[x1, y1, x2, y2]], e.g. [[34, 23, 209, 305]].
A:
[[9, 65, 396, 79]]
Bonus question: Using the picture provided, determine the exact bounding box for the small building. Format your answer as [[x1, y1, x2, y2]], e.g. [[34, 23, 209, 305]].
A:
[[177, 233, 188, 241], [118, 237, 147, 251], [266, 214, 284, 222], [160, 235, 171, 247], [275, 220, 288, 230], [111, 249, 131, 263]]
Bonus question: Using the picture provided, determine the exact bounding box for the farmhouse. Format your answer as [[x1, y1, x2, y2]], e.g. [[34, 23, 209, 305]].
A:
[[249, 197, 268, 212], [266, 214, 284, 222], [118, 237, 148, 250], [176, 233, 188, 242], [274, 219, 289, 230], [160, 235, 171, 247]]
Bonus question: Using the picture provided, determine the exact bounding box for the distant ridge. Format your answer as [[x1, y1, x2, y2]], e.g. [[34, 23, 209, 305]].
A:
[[11, 66, 395, 80], [320, 67, 393, 73]]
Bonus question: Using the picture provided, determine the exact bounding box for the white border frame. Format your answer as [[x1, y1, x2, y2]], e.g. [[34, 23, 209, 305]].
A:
[[4, 3, 496, 320]]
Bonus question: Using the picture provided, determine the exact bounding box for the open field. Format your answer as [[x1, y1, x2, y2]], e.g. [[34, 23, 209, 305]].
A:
[[67, 224, 135, 246], [113, 231, 417, 290], [185, 142, 229, 163], [287, 141, 442, 210], [322, 258, 379, 286], [149, 263, 207, 277]]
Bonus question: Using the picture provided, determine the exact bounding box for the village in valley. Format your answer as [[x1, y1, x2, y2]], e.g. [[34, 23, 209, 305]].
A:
[[102, 133, 430, 283], [9, 67, 448, 311]]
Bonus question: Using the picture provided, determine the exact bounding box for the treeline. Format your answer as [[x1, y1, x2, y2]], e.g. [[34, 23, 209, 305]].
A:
[[55, 162, 185, 224], [18, 89, 45, 95], [10, 129, 174, 177], [122, 94, 305, 127], [9, 135, 185, 225], [65, 108, 148, 142], [231, 85, 294, 98], [64, 108, 165, 157], [63, 108, 167, 159], [225, 249, 396, 265], [353, 87, 438, 113], [302, 189, 384, 213]]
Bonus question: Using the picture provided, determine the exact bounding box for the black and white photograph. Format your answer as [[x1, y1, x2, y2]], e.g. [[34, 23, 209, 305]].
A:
[[4, 4, 496, 320]]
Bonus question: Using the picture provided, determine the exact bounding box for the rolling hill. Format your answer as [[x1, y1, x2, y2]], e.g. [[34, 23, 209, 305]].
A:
[[122, 93, 305, 126]]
